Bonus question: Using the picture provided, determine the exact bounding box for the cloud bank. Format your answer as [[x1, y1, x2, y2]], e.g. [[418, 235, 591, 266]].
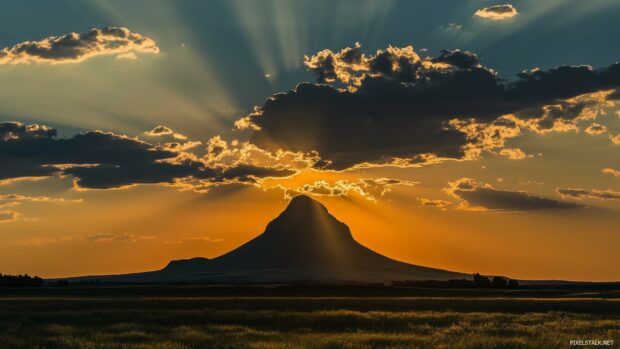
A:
[[239, 44, 620, 170], [0, 122, 294, 190]]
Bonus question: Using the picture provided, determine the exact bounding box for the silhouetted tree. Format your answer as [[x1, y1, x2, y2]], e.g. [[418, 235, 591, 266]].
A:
[[0, 273, 43, 287], [492, 276, 508, 288], [473, 273, 492, 288]]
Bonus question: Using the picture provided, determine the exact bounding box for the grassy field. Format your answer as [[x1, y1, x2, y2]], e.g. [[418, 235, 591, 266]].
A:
[[0, 286, 618, 349]]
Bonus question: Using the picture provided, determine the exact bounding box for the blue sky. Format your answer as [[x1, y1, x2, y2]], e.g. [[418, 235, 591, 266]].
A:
[[2, 0, 620, 137]]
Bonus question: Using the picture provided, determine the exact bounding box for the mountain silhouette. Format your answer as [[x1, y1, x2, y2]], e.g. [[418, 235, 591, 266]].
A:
[[81, 195, 468, 283]]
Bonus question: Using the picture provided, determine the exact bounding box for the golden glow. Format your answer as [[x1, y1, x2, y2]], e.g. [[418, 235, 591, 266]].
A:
[[2, 145, 620, 282]]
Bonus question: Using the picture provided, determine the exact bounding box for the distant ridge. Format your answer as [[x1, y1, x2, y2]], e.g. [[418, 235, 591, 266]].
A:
[[73, 195, 469, 283]]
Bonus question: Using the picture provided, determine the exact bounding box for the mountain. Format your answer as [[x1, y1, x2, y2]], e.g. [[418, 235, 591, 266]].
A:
[[80, 195, 468, 283]]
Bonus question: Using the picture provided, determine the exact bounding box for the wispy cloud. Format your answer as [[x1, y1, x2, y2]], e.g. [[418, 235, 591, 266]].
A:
[[167, 237, 223, 244], [557, 188, 620, 201], [82, 233, 155, 243]]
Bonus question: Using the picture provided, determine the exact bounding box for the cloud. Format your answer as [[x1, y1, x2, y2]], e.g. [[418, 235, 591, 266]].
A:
[[609, 134, 620, 145], [0, 121, 295, 190], [0, 27, 159, 65], [431, 49, 479, 70], [0, 176, 49, 186], [82, 233, 154, 243], [0, 122, 56, 140], [116, 52, 137, 60], [446, 178, 582, 211], [474, 4, 518, 20], [602, 168, 620, 177], [202, 135, 322, 171], [441, 23, 463, 31], [499, 148, 532, 160], [584, 123, 607, 135], [143, 125, 187, 140], [0, 210, 19, 223], [14, 236, 73, 247], [0, 194, 81, 210], [0, 193, 80, 203], [418, 198, 452, 209], [239, 44, 620, 170], [557, 188, 620, 201], [167, 237, 224, 244], [282, 178, 416, 202]]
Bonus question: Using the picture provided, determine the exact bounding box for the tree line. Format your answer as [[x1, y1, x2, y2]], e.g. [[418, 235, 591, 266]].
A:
[[0, 273, 44, 287], [393, 274, 519, 289]]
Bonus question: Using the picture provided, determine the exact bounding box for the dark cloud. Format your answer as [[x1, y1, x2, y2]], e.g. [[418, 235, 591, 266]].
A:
[[0, 122, 57, 141], [557, 188, 620, 201], [0, 122, 295, 189], [0, 27, 159, 65], [432, 50, 480, 70], [447, 178, 582, 211], [240, 44, 620, 170], [474, 5, 518, 20]]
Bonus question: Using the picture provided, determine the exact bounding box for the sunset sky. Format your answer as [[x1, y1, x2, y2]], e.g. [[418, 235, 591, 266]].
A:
[[1, 0, 620, 281]]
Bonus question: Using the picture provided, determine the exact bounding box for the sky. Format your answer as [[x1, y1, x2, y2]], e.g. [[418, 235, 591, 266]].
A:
[[1, 0, 620, 281]]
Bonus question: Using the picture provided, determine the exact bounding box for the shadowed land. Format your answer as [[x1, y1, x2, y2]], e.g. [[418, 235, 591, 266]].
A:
[[1, 285, 619, 349]]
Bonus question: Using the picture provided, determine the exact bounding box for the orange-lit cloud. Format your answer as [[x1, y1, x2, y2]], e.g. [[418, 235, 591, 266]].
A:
[[602, 168, 620, 177], [0, 27, 159, 65], [609, 134, 620, 144], [418, 198, 452, 209], [0, 210, 19, 223], [499, 148, 532, 160], [167, 237, 224, 244], [282, 178, 416, 202], [474, 4, 518, 20], [584, 123, 607, 135], [143, 125, 188, 140], [0, 193, 81, 204]]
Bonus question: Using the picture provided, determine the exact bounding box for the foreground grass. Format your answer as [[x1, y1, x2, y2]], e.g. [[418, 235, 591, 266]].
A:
[[1, 287, 618, 349]]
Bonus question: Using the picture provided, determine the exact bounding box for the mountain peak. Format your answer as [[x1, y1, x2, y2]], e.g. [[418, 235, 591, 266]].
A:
[[277, 195, 332, 227], [285, 195, 325, 212], [103, 193, 468, 283]]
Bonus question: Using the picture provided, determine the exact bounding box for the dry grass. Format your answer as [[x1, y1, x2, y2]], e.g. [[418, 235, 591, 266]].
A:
[[1, 287, 618, 349]]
